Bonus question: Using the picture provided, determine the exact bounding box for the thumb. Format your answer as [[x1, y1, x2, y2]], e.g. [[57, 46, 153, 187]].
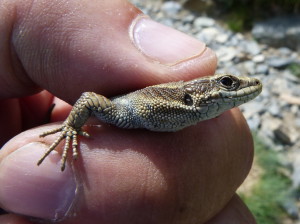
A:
[[2, 0, 216, 102]]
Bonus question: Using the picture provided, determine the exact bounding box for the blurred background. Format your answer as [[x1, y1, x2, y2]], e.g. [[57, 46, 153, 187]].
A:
[[129, 0, 300, 223]]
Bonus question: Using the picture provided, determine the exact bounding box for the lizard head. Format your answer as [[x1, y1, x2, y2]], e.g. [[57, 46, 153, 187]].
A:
[[183, 74, 262, 110]]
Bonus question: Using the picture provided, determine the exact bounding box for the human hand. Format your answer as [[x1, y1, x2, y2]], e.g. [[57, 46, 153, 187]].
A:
[[0, 0, 256, 223]]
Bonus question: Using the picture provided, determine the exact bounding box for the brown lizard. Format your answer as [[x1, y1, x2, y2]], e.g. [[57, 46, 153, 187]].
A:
[[38, 74, 262, 171]]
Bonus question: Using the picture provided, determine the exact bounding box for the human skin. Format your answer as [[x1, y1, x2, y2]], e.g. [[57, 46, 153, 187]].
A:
[[0, 0, 256, 223]]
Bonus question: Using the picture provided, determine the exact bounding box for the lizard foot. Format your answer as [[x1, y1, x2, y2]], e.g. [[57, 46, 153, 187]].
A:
[[38, 125, 90, 171]]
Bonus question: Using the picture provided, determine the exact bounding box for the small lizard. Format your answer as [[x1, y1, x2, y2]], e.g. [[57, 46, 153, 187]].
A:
[[38, 74, 262, 171]]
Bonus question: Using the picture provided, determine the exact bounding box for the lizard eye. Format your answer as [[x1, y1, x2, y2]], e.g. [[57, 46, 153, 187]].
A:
[[218, 76, 239, 90], [220, 76, 234, 87], [184, 94, 193, 106]]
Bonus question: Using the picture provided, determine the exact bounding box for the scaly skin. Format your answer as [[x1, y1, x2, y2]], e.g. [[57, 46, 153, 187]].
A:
[[38, 74, 262, 171]]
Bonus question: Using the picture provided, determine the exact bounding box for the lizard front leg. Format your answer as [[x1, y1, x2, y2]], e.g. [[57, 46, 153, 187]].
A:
[[38, 92, 113, 171]]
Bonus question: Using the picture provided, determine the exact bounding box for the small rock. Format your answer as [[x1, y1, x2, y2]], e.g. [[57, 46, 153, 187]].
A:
[[267, 57, 294, 68], [227, 35, 239, 46], [161, 1, 182, 15], [295, 118, 300, 128], [243, 61, 256, 74], [268, 100, 281, 116], [256, 64, 269, 74], [260, 113, 282, 139], [252, 54, 265, 63], [216, 47, 237, 62], [242, 40, 261, 56], [246, 114, 261, 130], [178, 23, 192, 33], [193, 17, 215, 28], [278, 47, 292, 55], [196, 27, 220, 44], [274, 112, 300, 145], [274, 126, 293, 145], [235, 33, 244, 40], [257, 129, 284, 151], [215, 33, 229, 44], [282, 70, 300, 83], [272, 78, 290, 95], [216, 66, 241, 75], [183, 14, 195, 24], [291, 105, 299, 115]]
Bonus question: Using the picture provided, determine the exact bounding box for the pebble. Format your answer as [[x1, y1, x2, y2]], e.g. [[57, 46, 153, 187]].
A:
[[246, 114, 261, 130], [252, 54, 265, 63], [278, 47, 293, 55], [295, 118, 300, 128], [183, 14, 195, 24], [268, 100, 281, 116], [283, 70, 300, 83], [243, 41, 261, 55], [267, 57, 294, 68], [194, 17, 215, 28], [216, 47, 237, 62], [243, 60, 256, 75], [274, 126, 293, 145], [256, 64, 269, 74], [161, 1, 182, 15], [196, 27, 220, 44], [215, 33, 229, 44]]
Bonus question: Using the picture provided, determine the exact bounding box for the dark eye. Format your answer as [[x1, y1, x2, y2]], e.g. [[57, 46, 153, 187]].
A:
[[184, 94, 193, 106], [220, 76, 234, 87]]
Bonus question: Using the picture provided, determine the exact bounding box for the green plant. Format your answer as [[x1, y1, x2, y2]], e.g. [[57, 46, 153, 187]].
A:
[[288, 63, 300, 78], [240, 134, 292, 224]]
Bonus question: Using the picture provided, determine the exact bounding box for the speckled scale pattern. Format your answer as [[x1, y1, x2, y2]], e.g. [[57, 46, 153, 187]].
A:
[[38, 74, 263, 170], [110, 81, 195, 131], [90, 75, 262, 131]]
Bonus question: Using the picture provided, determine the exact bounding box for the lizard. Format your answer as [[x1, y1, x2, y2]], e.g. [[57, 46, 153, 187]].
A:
[[37, 74, 262, 171]]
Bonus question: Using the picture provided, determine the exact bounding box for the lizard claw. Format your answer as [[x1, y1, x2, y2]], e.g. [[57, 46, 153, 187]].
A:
[[38, 125, 89, 171]]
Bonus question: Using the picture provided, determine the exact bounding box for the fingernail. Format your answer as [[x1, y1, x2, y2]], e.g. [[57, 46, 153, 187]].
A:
[[0, 143, 76, 221], [131, 16, 206, 65]]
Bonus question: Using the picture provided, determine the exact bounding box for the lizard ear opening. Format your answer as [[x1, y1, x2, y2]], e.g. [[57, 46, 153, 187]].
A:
[[184, 94, 193, 106]]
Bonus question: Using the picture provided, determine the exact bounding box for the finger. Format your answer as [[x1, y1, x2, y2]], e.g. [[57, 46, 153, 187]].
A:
[[205, 194, 256, 224], [1, 0, 216, 101], [0, 109, 253, 223], [0, 91, 54, 146], [0, 214, 33, 224]]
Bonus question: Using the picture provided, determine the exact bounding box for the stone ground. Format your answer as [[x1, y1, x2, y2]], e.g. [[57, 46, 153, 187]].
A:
[[130, 0, 300, 223]]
